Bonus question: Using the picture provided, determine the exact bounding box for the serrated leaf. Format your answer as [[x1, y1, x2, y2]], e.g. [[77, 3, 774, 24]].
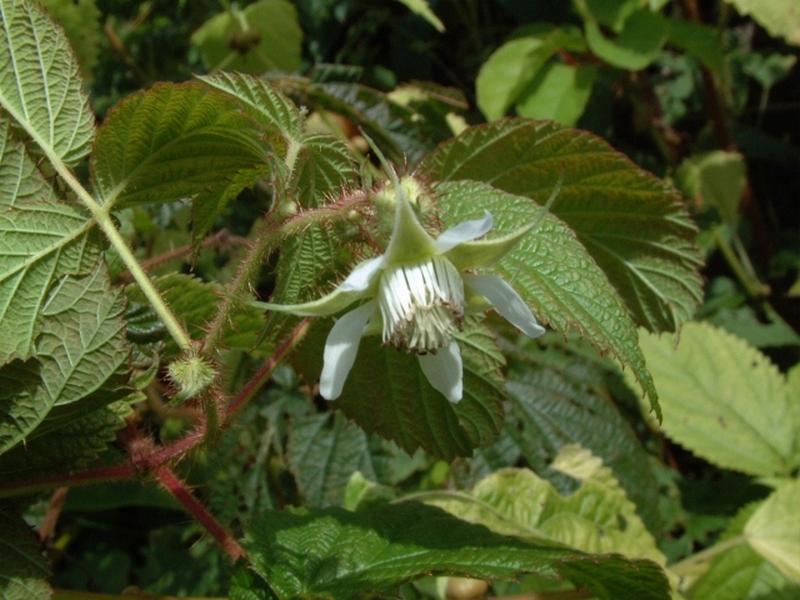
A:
[[90, 82, 269, 223], [292, 133, 359, 208], [243, 501, 669, 600], [192, 0, 302, 73], [287, 412, 387, 507], [632, 322, 799, 477], [745, 480, 800, 583], [125, 273, 265, 357], [0, 200, 99, 363], [505, 360, 662, 536], [0, 505, 51, 600], [418, 119, 703, 333], [0, 262, 131, 457], [424, 452, 666, 568], [0, 399, 131, 485], [585, 9, 667, 71], [199, 72, 304, 144], [40, 0, 101, 82], [0, 0, 95, 166], [432, 179, 659, 412], [293, 321, 506, 460], [723, 0, 800, 46], [0, 119, 56, 207]]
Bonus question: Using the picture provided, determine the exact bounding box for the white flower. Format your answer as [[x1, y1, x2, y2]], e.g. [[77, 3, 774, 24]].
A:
[[260, 179, 546, 403]]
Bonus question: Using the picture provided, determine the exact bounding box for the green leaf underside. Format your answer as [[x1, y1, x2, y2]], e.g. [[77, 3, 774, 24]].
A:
[[125, 273, 265, 357], [745, 480, 800, 582], [293, 321, 506, 460], [419, 119, 703, 333], [505, 361, 662, 536], [431, 179, 659, 412], [243, 502, 669, 600], [0, 0, 95, 166], [0, 200, 99, 363], [287, 412, 387, 507], [0, 119, 57, 208], [0, 262, 131, 457], [90, 82, 268, 211], [0, 399, 131, 484], [40, 0, 102, 82], [723, 0, 800, 46], [633, 322, 799, 477], [0, 506, 51, 600]]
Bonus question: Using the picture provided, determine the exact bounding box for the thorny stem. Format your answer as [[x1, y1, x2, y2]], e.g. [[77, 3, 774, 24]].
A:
[[155, 466, 246, 561]]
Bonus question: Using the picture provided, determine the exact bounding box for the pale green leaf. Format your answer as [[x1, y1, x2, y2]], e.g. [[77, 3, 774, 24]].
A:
[[432, 179, 659, 412], [676, 151, 746, 226], [394, 0, 444, 31], [0, 262, 131, 457], [505, 357, 662, 535], [287, 412, 387, 507], [0, 506, 51, 600], [585, 9, 667, 71], [40, 0, 101, 82], [723, 0, 800, 46], [0, 0, 95, 165], [0, 119, 56, 208], [0, 200, 99, 363], [424, 451, 666, 567], [745, 480, 800, 583], [192, 0, 302, 73], [632, 322, 799, 477], [515, 62, 597, 125], [418, 119, 703, 333], [293, 320, 506, 460], [90, 82, 268, 209], [242, 502, 670, 600]]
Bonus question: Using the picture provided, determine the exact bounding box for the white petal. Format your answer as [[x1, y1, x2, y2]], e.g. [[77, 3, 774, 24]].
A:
[[339, 256, 386, 292], [464, 274, 546, 338], [418, 340, 463, 403], [434, 211, 493, 254], [319, 301, 378, 400]]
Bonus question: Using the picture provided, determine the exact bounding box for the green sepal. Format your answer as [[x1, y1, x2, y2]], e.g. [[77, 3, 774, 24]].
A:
[[252, 291, 369, 318], [383, 184, 438, 264], [445, 223, 534, 271]]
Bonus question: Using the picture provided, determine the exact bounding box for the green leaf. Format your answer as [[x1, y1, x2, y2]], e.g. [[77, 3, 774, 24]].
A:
[[505, 356, 662, 536], [394, 0, 444, 31], [294, 320, 506, 460], [291, 133, 360, 209], [423, 452, 666, 568], [677, 151, 746, 226], [287, 412, 388, 507], [0, 200, 99, 363], [125, 273, 266, 357], [431, 178, 659, 413], [584, 0, 642, 31], [242, 501, 669, 600], [0, 0, 95, 166], [666, 17, 724, 73], [418, 119, 703, 333], [585, 9, 667, 71], [0, 119, 56, 208], [631, 322, 800, 477], [0, 262, 131, 457], [745, 480, 800, 583], [192, 0, 302, 73], [515, 62, 597, 125], [40, 0, 101, 82], [0, 505, 51, 600], [90, 81, 268, 209], [723, 0, 800, 46]]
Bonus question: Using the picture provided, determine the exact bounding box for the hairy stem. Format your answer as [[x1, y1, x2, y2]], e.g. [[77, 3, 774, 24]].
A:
[[155, 466, 246, 561]]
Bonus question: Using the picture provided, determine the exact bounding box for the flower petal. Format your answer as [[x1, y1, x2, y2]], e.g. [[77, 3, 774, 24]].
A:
[[464, 274, 546, 338], [319, 301, 378, 400], [418, 340, 463, 403], [434, 210, 493, 254], [339, 256, 386, 292]]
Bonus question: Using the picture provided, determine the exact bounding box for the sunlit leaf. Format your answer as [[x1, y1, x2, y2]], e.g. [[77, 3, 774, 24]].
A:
[[394, 0, 444, 31], [515, 62, 596, 125], [631, 322, 799, 477], [0, 0, 95, 165], [723, 0, 800, 46], [419, 119, 703, 333], [745, 480, 800, 583]]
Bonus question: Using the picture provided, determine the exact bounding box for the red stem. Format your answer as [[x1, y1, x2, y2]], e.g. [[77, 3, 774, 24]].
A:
[[154, 466, 246, 561]]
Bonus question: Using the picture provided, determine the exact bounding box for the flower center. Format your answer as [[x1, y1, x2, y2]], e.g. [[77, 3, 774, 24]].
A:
[[378, 255, 465, 353]]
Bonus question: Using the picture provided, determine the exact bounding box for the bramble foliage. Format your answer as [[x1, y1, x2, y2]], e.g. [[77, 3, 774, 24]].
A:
[[0, 1, 798, 599]]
